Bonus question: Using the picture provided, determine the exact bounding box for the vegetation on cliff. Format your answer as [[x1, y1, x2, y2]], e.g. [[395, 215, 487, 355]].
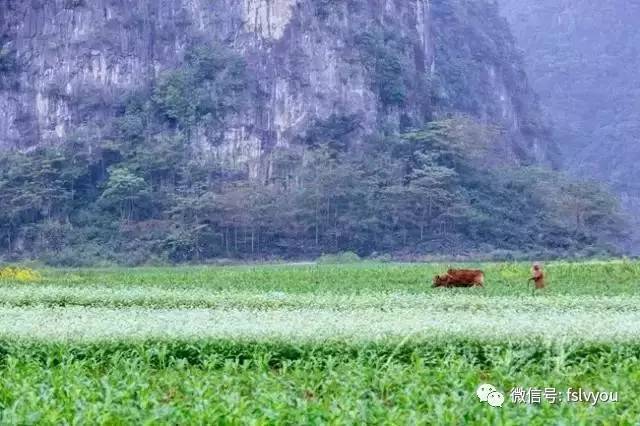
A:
[[0, 2, 628, 264], [0, 47, 623, 265]]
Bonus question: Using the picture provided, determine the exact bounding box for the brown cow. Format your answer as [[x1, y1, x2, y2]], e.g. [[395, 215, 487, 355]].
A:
[[528, 263, 545, 289], [433, 268, 485, 288]]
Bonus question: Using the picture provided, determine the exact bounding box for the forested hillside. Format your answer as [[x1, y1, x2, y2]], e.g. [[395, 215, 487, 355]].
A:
[[499, 0, 640, 252], [0, 0, 625, 264]]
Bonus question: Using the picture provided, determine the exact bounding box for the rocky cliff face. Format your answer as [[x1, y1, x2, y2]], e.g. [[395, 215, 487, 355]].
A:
[[1, 0, 553, 176]]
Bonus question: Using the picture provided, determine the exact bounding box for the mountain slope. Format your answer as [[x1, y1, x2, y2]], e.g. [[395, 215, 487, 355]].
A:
[[1, 0, 553, 170], [499, 0, 640, 250], [1, 0, 623, 263]]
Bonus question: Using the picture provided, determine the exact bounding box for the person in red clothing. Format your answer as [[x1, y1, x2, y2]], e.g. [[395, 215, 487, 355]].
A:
[[528, 263, 545, 289]]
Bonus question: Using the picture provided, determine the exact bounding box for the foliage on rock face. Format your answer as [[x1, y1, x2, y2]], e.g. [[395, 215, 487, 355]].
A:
[[153, 45, 249, 132], [499, 0, 640, 181], [0, 38, 627, 265], [354, 27, 410, 108], [0, 103, 624, 265], [0, 37, 19, 90], [429, 0, 547, 143], [299, 114, 362, 152]]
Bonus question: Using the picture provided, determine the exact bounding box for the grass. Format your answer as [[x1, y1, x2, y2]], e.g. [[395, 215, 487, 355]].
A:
[[23, 260, 640, 294], [0, 260, 639, 423]]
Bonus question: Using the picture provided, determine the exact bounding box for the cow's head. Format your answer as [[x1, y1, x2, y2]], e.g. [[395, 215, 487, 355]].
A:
[[432, 275, 447, 288]]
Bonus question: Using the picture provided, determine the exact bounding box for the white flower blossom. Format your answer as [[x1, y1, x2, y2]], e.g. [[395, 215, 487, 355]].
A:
[[1, 304, 639, 343]]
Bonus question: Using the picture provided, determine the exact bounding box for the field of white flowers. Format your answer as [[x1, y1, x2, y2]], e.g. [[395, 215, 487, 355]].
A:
[[1, 296, 640, 342], [0, 261, 639, 423]]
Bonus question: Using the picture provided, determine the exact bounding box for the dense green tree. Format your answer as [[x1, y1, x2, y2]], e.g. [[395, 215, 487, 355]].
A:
[[99, 167, 150, 221]]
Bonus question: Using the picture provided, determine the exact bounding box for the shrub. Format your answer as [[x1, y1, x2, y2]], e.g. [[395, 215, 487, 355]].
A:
[[317, 251, 361, 264], [0, 266, 42, 282]]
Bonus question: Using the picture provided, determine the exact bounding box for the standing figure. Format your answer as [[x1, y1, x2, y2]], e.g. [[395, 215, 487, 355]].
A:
[[528, 263, 545, 289]]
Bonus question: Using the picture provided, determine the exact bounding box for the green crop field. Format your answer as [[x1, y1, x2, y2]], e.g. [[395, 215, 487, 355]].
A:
[[1, 261, 640, 424]]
